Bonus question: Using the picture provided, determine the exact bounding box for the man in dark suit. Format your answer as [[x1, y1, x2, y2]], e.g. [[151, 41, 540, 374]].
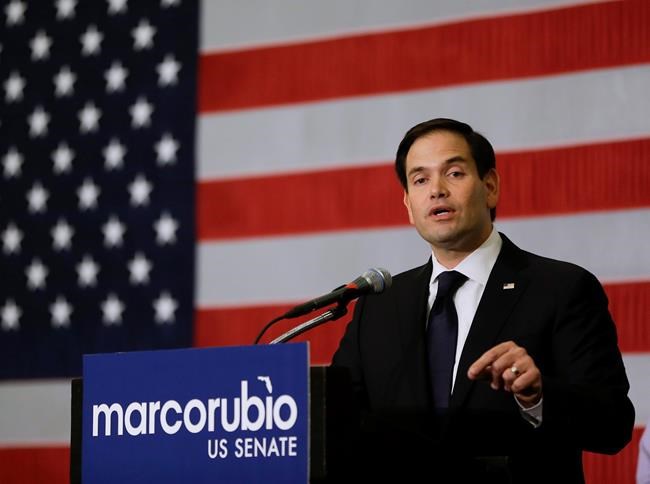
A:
[[331, 118, 634, 483]]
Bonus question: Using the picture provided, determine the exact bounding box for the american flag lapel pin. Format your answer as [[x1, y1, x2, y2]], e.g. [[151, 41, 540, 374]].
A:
[[503, 282, 515, 290]]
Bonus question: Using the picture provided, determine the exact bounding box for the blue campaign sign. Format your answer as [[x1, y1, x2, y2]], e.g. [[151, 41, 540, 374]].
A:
[[82, 343, 309, 483]]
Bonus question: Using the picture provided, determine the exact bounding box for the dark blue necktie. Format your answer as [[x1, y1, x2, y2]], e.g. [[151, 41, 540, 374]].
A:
[[427, 270, 467, 410]]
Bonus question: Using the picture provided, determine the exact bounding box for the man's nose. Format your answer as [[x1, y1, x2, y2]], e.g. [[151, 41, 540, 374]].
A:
[[429, 177, 449, 198]]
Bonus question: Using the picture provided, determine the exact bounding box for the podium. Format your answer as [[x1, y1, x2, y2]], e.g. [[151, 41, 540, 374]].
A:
[[70, 345, 359, 483]]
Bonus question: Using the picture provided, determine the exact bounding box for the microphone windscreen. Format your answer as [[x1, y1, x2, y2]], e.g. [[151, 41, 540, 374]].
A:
[[363, 267, 392, 293]]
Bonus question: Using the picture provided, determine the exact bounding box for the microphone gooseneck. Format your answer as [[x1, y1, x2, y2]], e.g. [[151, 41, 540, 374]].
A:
[[253, 268, 392, 344]]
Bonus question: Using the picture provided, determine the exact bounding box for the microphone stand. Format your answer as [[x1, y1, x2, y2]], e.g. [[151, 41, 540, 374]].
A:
[[268, 303, 348, 344]]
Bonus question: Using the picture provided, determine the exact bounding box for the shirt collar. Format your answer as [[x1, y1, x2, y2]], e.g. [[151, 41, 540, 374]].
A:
[[430, 228, 502, 286]]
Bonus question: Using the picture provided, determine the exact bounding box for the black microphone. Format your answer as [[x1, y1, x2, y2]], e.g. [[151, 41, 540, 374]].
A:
[[283, 268, 392, 319]]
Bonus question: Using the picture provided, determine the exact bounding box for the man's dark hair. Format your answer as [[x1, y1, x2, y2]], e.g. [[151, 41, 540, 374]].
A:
[[394, 117, 497, 220]]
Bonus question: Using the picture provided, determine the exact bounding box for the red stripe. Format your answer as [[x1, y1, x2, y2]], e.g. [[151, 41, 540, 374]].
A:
[[197, 138, 650, 240], [195, 282, 649, 355], [0, 447, 69, 484], [583, 426, 644, 484], [199, 1, 650, 112], [607, 281, 650, 354]]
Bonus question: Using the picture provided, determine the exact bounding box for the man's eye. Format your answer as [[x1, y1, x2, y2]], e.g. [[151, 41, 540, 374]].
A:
[[448, 171, 464, 178], [413, 177, 426, 185]]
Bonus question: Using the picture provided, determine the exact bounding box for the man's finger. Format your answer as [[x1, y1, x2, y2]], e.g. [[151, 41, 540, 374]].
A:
[[467, 341, 515, 378], [512, 371, 540, 396]]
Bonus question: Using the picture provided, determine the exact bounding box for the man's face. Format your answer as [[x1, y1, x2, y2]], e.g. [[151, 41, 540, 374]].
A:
[[403, 130, 499, 257]]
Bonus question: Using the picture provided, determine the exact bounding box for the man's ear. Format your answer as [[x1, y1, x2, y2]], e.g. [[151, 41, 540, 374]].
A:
[[403, 190, 415, 225], [484, 168, 500, 210]]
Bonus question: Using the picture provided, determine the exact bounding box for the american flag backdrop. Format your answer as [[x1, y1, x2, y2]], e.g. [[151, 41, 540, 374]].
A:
[[0, 0, 196, 380], [1, 0, 649, 482]]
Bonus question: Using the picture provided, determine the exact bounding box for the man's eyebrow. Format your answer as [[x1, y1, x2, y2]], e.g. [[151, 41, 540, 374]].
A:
[[444, 155, 469, 165], [407, 166, 426, 177], [407, 156, 469, 176]]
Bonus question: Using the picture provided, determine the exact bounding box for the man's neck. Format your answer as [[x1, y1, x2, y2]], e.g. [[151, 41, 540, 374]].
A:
[[432, 249, 470, 269]]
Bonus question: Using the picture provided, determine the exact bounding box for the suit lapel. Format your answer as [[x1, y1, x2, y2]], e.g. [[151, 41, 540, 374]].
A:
[[395, 259, 432, 404], [450, 236, 529, 408]]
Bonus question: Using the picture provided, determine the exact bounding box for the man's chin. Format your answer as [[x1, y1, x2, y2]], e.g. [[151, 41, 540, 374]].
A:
[[424, 228, 481, 251], [424, 232, 460, 250]]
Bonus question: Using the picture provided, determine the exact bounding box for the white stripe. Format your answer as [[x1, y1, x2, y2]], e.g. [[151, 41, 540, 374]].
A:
[[0, 380, 71, 447], [197, 209, 650, 307], [624, 354, 650, 425], [0, 353, 646, 445], [200, 0, 602, 52], [198, 65, 650, 180]]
